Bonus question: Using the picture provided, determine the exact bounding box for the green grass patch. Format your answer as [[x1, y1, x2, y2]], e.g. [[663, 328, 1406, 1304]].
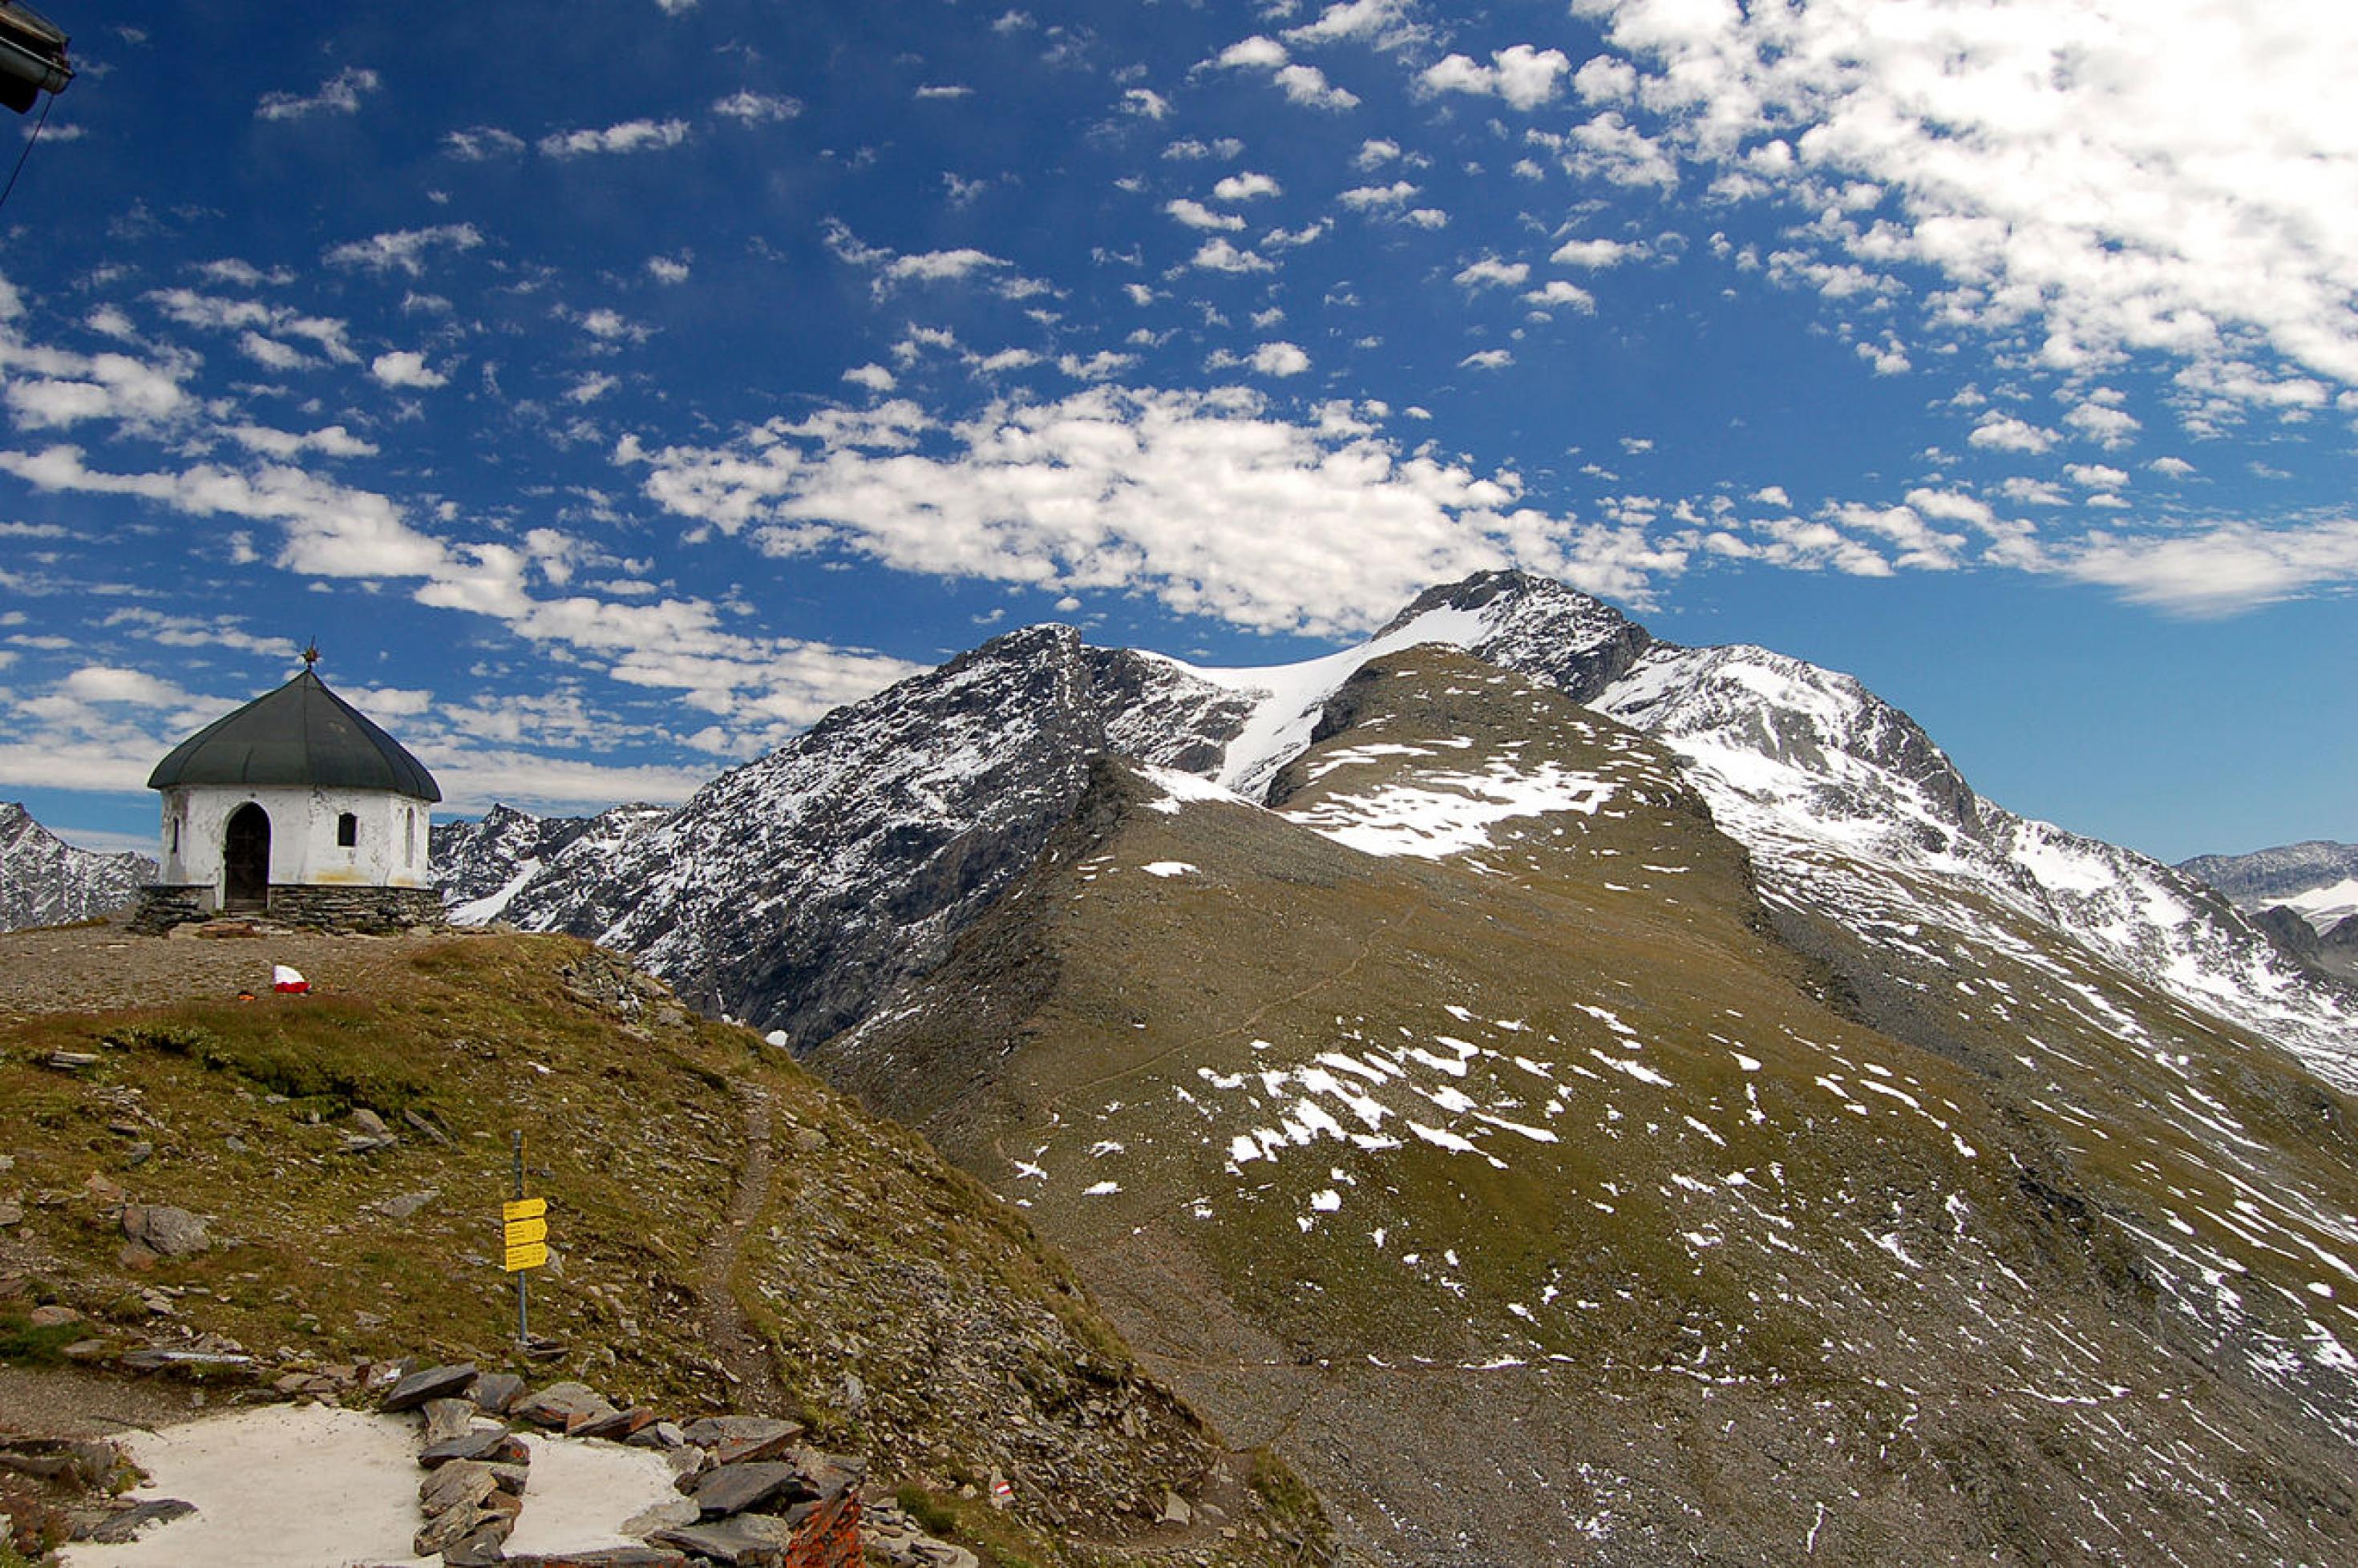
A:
[[889, 1485, 1048, 1568], [0, 1305, 88, 1366]]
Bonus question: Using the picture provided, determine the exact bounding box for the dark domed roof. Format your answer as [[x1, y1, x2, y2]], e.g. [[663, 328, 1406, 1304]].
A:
[[148, 669, 441, 802]]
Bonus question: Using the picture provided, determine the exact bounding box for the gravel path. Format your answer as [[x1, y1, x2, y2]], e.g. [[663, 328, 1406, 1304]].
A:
[[0, 916, 459, 1022]]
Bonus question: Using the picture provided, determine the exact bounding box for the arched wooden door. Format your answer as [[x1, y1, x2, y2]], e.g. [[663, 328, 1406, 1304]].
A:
[[223, 803, 271, 911]]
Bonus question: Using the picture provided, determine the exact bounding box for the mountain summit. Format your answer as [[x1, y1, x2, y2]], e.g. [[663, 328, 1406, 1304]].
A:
[[435, 570, 2358, 1562]]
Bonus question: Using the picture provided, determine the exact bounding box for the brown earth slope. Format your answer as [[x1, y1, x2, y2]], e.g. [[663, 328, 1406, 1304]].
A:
[[822, 650, 2358, 1568]]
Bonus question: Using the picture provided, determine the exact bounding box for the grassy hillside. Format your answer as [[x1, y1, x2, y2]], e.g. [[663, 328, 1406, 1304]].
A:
[[824, 650, 2358, 1567], [0, 927, 1327, 1566]]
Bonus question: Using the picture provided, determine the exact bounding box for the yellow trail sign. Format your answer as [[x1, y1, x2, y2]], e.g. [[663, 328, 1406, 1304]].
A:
[[504, 1216, 548, 1247], [503, 1198, 546, 1222], [504, 1241, 549, 1273]]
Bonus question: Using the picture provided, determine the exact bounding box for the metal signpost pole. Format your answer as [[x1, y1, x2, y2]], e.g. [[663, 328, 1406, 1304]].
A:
[[513, 1130, 528, 1346]]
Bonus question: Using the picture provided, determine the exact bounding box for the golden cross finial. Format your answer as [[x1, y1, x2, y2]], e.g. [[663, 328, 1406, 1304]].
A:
[[302, 641, 320, 668]]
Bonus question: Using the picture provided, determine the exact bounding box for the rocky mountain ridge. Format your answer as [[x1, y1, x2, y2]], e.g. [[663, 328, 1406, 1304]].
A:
[[439, 569, 2353, 1089], [0, 802, 155, 934], [2175, 835, 2358, 987]]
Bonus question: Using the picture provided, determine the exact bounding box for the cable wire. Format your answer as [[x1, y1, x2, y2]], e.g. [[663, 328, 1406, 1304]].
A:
[[0, 91, 56, 216]]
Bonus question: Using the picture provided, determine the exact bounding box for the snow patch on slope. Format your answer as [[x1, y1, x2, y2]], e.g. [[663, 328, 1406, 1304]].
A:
[[1283, 758, 1617, 860], [1156, 604, 1496, 799]]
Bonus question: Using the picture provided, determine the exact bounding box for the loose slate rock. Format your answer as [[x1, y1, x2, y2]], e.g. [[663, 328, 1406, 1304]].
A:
[[384, 1361, 478, 1412], [73, 1499, 196, 1543], [421, 1396, 479, 1445], [573, 1405, 658, 1441], [420, 1459, 503, 1516], [443, 1516, 516, 1567], [687, 1461, 809, 1519], [469, 1371, 527, 1414], [512, 1380, 617, 1432], [679, 1416, 804, 1466], [421, 1429, 529, 1469], [506, 1550, 690, 1567], [651, 1513, 793, 1566]]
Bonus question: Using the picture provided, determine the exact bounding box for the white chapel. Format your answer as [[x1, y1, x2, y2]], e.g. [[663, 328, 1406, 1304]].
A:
[[135, 653, 446, 932]]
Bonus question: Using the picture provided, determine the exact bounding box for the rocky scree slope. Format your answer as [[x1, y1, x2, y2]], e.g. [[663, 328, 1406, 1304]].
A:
[[2181, 840, 2358, 922], [492, 627, 1256, 1049], [431, 801, 666, 926], [0, 926, 1325, 1565], [2180, 840, 2358, 984], [823, 649, 2358, 1568], [0, 804, 154, 934]]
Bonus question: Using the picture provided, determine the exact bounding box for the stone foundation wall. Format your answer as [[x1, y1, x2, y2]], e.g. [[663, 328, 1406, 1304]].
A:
[[129, 882, 448, 936], [127, 884, 212, 935], [267, 884, 448, 935]]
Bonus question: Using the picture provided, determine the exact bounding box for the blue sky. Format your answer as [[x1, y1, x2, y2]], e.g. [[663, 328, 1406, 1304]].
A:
[[1, 0, 2352, 865]]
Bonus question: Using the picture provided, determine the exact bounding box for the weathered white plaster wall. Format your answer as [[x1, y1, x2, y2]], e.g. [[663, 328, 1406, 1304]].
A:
[[159, 785, 433, 898]]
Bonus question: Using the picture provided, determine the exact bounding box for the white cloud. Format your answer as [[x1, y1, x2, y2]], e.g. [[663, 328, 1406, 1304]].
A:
[[370, 350, 447, 390], [1353, 138, 1401, 170], [323, 224, 483, 277], [1284, 0, 1426, 51], [1167, 198, 1245, 232], [843, 363, 897, 392], [567, 373, 621, 404], [1192, 238, 1274, 273], [0, 343, 192, 430], [1575, 0, 2358, 408], [891, 250, 1005, 284], [823, 221, 1010, 296], [2065, 463, 2129, 489], [914, 84, 973, 101], [1212, 36, 1358, 109], [2148, 456, 2196, 478], [0, 443, 451, 580], [1523, 280, 1596, 311], [1058, 350, 1137, 380], [1453, 257, 1530, 291], [538, 119, 692, 158], [1250, 341, 1311, 377], [1215, 36, 1290, 71], [624, 385, 1689, 634], [2061, 519, 2358, 615], [1459, 349, 1514, 370], [256, 67, 380, 122], [2063, 398, 2142, 449], [1275, 63, 1359, 110], [1419, 46, 1571, 111], [443, 126, 526, 160], [1122, 88, 1171, 119], [1968, 413, 2058, 455], [63, 665, 190, 706], [646, 254, 691, 285], [1561, 112, 1677, 188], [1340, 181, 1418, 210], [712, 91, 802, 123], [1213, 171, 1281, 202], [222, 423, 378, 459], [1550, 236, 1640, 268]]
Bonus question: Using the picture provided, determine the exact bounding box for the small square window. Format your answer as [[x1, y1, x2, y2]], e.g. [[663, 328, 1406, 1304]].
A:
[[337, 812, 358, 847]]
